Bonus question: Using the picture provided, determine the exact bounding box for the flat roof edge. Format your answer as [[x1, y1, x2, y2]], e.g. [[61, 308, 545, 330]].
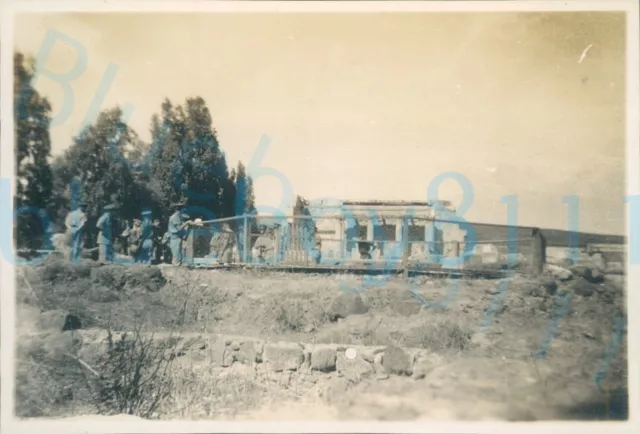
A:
[[340, 200, 452, 207]]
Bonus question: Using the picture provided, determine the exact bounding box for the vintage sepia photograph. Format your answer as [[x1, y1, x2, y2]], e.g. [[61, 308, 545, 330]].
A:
[[2, 0, 638, 430]]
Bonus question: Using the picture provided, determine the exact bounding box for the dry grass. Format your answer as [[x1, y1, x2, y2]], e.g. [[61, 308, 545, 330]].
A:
[[15, 270, 197, 419], [412, 317, 473, 351], [159, 363, 267, 419], [15, 327, 180, 419], [275, 302, 306, 332], [15, 260, 629, 421], [15, 333, 92, 418]]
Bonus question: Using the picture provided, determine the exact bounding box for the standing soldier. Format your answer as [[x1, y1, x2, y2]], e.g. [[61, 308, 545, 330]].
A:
[[96, 204, 115, 263], [217, 222, 236, 265], [152, 218, 163, 264], [168, 203, 188, 265], [209, 227, 221, 262], [129, 218, 142, 260], [119, 219, 131, 256], [138, 210, 154, 264], [67, 202, 88, 263], [161, 231, 171, 263], [181, 212, 193, 264], [252, 224, 273, 264]]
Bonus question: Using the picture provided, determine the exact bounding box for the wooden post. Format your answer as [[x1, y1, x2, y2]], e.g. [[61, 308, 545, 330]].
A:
[[292, 216, 299, 262], [401, 217, 410, 277], [304, 232, 309, 266], [530, 228, 545, 276], [183, 227, 194, 266], [304, 219, 309, 266], [274, 225, 281, 265], [243, 215, 250, 263], [339, 216, 346, 263]]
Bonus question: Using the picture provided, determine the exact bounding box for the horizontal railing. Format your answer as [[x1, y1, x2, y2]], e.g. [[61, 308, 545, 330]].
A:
[[185, 214, 546, 274]]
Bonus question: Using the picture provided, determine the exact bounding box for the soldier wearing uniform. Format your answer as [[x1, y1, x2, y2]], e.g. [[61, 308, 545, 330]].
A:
[[152, 219, 163, 264], [66, 202, 88, 263], [118, 219, 131, 256], [217, 223, 235, 265], [129, 218, 142, 259], [96, 204, 116, 263], [138, 210, 154, 264], [168, 203, 188, 265], [252, 224, 274, 264]]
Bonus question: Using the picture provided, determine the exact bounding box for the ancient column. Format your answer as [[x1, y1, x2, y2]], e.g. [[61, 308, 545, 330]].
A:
[[339, 217, 346, 262], [395, 218, 403, 243], [367, 217, 376, 260], [366, 217, 374, 241], [400, 217, 409, 263], [424, 220, 436, 254], [452, 241, 460, 258]]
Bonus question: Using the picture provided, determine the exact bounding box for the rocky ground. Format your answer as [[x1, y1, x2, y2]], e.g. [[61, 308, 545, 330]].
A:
[[14, 248, 628, 421]]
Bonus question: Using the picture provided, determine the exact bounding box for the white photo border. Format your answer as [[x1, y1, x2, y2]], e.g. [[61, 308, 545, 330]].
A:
[[1, 1, 638, 434]]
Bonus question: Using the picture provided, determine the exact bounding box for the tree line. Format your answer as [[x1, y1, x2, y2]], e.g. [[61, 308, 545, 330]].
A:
[[14, 51, 256, 253]]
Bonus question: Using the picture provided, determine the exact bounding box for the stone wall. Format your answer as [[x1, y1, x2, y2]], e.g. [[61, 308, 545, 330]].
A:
[[74, 331, 441, 400]]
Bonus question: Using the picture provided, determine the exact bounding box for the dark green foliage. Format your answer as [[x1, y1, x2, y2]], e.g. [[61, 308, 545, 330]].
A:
[[14, 52, 54, 250], [144, 97, 256, 225], [16, 49, 257, 245]]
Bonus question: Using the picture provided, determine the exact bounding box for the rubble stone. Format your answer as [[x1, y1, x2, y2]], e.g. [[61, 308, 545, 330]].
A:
[[382, 346, 413, 376], [236, 341, 259, 364], [310, 345, 337, 372], [336, 351, 374, 383], [263, 342, 304, 372], [38, 309, 82, 332], [328, 292, 368, 320]]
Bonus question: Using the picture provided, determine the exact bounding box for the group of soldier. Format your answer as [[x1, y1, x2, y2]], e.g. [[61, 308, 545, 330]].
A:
[[65, 201, 197, 265], [64, 200, 323, 266]]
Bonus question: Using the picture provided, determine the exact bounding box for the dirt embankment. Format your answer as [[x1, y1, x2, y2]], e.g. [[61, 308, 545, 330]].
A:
[[15, 256, 628, 421]]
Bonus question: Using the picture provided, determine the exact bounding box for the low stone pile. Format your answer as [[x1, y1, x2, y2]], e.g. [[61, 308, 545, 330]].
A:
[[506, 248, 627, 311], [546, 246, 624, 280], [544, 247, 625, 297]]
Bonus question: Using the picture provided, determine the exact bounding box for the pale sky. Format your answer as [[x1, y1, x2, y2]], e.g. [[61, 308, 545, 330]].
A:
[[14, 12, 627, 234]]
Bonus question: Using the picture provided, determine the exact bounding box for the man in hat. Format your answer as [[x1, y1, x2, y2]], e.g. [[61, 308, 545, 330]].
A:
[[167, 203, 189, 265], [217, 222, 236, 265], [137, 210, 154, 264], [118, 219, 131, 256], [67, 202, 88, 263], [252, 224, 273, 264], [128, 218, 142, 259], [152, 218, 163, 264], [209, 226, 221, 261], [181, 212, 194, 264], [96, 204, 115, 263]]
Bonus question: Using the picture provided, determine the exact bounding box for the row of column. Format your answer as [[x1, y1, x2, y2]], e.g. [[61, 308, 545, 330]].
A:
[[341, 216, 437, 257]]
